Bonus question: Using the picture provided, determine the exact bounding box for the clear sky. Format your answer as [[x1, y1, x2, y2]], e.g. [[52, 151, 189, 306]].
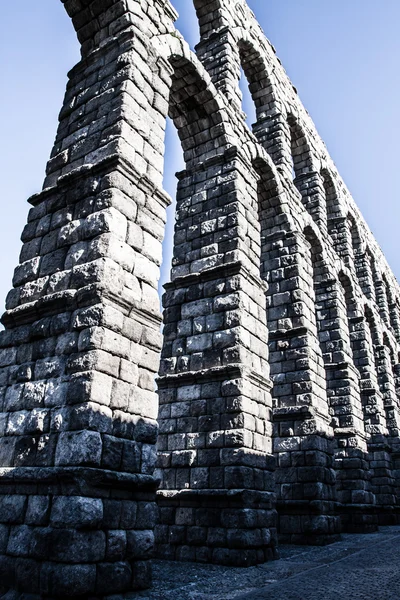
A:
[[1, 0, 399, 316]]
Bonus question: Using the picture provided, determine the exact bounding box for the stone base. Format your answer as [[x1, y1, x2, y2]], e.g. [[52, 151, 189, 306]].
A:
[[334, 446, 378, 533], [339, 504, 379, 533], [274, 429, 341, 545], [340, 502, 400, 531], [156, 489, 278, 566], [0, 467, 158, 597], [277, 500, 341, 545]]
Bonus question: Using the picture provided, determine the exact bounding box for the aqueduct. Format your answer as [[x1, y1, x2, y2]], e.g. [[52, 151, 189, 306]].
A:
[[0, 0, 400, 596]]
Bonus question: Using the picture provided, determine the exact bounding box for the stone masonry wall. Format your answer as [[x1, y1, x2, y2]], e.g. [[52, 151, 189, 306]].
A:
[[0, 0, 399, 596]]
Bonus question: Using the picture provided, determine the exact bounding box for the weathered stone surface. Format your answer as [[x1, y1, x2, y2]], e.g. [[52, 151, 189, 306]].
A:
[[50, 496, 103, 529], [1, 0, 400, 597]]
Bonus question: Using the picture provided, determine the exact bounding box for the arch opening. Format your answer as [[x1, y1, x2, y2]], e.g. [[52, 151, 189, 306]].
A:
[[238, 40, 274, 125], [321, 169, 341, 239], [303, 227, 329, 405], [253, 157, 283, 283], [288, 115, 313, 181], [239, 66, 257, 128]]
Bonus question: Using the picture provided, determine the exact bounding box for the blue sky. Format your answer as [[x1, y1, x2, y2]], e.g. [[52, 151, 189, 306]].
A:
[[0, 0, 399, 315]]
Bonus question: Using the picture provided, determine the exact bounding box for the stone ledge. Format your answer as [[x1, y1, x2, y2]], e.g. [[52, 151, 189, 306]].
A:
[[157, 488, 276, 508], [277, 499, 339, 515], [165, 259, 268, 293], [273, 405, 315, 422], [1, 290, 77, 328], [157, 363, 272, 392], [269, 326, 308, 340], [28, 152, 172, 209], [0, 467, 158, 492], [1, 283, 163, 329], [334, 427, 369, 441]]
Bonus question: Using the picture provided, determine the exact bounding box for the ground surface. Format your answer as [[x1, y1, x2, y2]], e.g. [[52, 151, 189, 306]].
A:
[[132, 526, 400, 600]]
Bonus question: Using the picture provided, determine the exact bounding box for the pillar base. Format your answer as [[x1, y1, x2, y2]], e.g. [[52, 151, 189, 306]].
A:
[[369, 441, 398, 527], [277, 499, 341, 545], [0, 467, 158, 597], [274, 420, 341, 545], [334, 444, 378, 533], [339, 504, 379, 533], [156, 489, 278, 566]]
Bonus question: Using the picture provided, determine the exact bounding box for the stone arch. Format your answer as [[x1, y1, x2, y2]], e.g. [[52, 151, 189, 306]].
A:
[[361, 248, 377, 302], [191, 3, 252, 107], [338, 270, 358, 312], [365, 305, 382, 347], [150, 47, 241, 288], [252, 156, 287, 282], [372, 267, 390, 328], [362, 305, 388, 436], [330, 272, 371, 515], [287, 116, 327, 225], [303, 224, 326, 269], [237, 38, 277, 122], [347, 213, 363, 277], [348, 214, 363, 255], [232, 32, 290, 173], [379, 332, 400, 437], [152, 35, 239, 170], [302, 226, 330, 400], [383, 331, 396, 364], [382, 273, 400, 337], [336, 271, 368, 436], [287, 114, 314, 179], [168, 56, 232, 163], [266, 222, 332, 420], [393, 298, 400, 343], [320, 168, 347, 255], [309, 258, 366, 449], [321, 168, 342, 222], [253, 156, 285, 212], [337, 270, 359, 324]]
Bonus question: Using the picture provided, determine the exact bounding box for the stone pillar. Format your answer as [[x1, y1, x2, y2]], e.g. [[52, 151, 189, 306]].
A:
[[156, 152, 278, 566], [253, 115, 288, 170], [195, 28, 243, 111], [375, 345, 400, 438], [350, 316, 388, 437], [384, 281, 400, 343], [392, 363, 400, 395], [389, 302, 400, 344], [319, 279, 376, 532], [0, 0, 179, 595], [392, 361, 400, 509], [374, 280, 391, 329], [369, 344, 400, 523], [326, 216, 349, 260], [390, 386, 400, 519], [294, 172, 328, 234], [351, 315, 395, 527], [193, 1, 249, 112], [267, 231, 340, 545], [357, 252, 376, 302]]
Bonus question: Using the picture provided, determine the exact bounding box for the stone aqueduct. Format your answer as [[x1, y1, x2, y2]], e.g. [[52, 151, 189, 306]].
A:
[[0, 0, 399, 596]]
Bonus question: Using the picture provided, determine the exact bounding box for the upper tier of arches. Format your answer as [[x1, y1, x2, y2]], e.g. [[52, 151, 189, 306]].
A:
[[60, 0, 400, 365]]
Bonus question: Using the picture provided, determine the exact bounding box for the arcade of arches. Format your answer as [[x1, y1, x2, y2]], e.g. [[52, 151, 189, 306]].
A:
[[0, 0, 399, 596]]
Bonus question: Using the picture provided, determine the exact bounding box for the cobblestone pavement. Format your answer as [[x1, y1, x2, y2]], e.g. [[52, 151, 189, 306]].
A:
[[132, 526, 400, 600]]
